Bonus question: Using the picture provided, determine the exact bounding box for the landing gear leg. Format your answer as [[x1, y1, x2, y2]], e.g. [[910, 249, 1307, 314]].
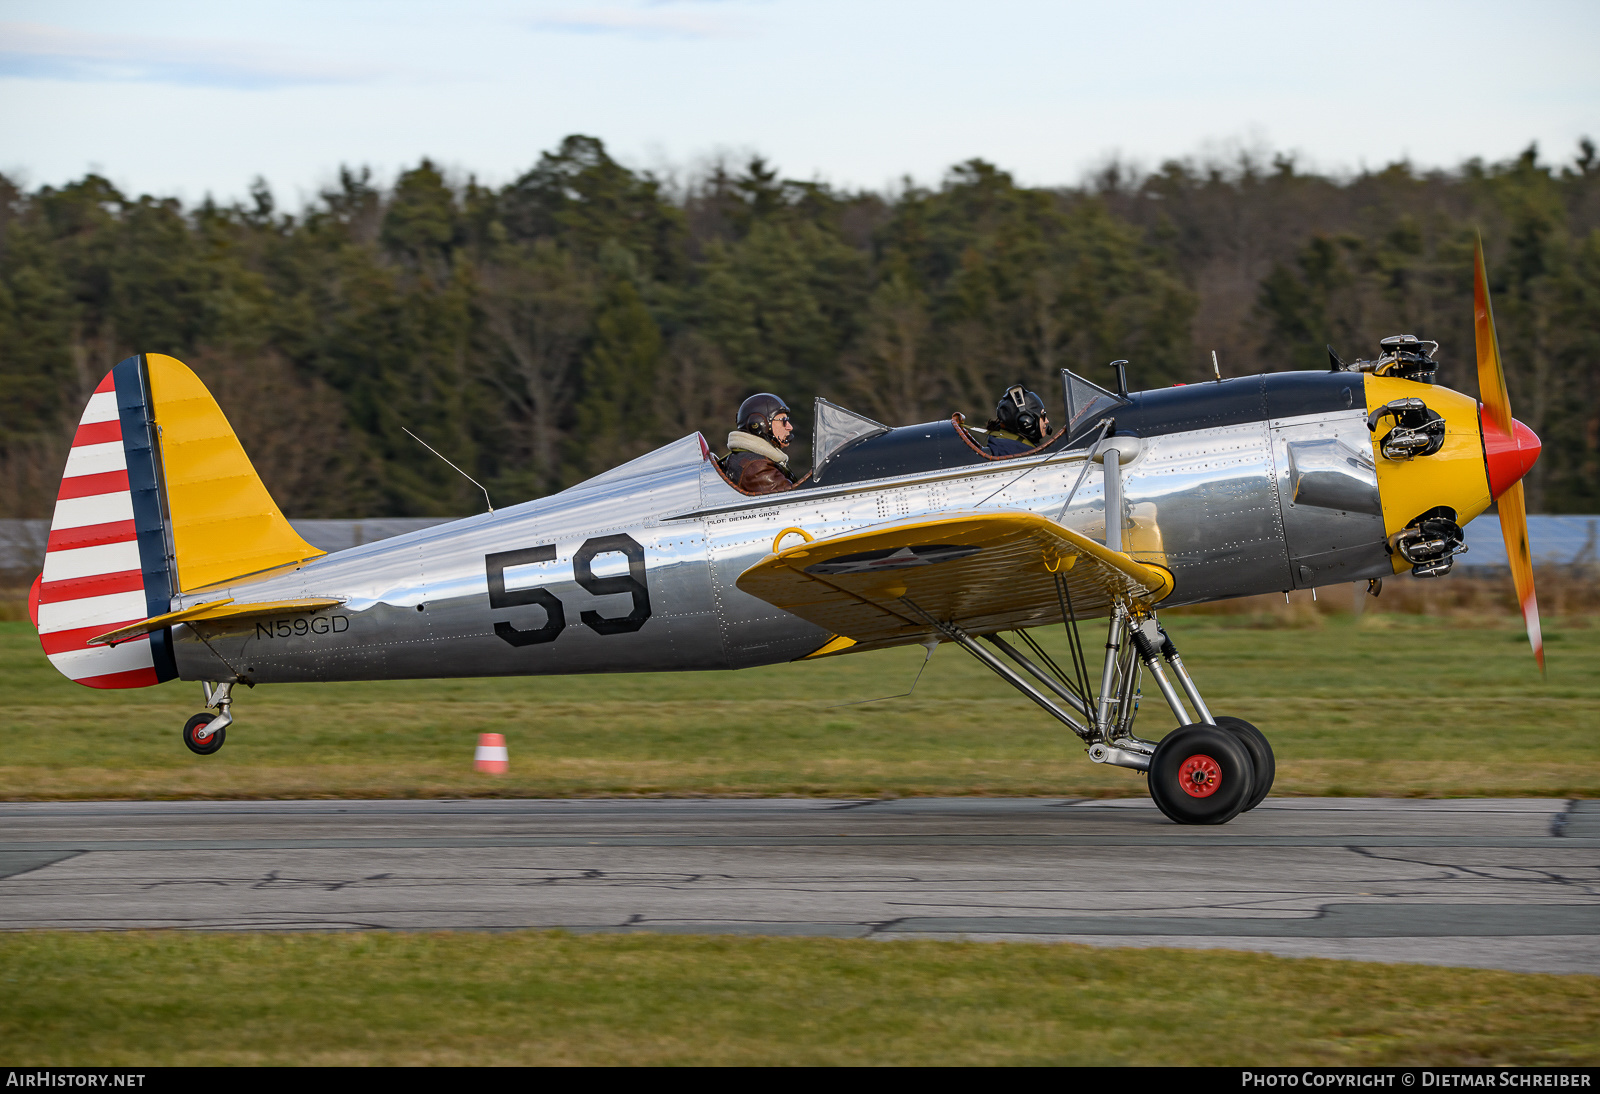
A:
[[182, 681, 234, 756], [906, 593, 1272, 825], [1135, 619, 1275, 814]]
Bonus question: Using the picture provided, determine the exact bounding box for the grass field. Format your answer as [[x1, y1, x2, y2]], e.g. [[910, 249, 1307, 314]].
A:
[[1, 601, 1596, 800], [5, 599, 1598, 1068], [2, 932, 1597, 1066]]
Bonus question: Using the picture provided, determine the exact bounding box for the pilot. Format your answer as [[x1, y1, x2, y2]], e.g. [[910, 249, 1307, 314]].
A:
[[723, 393, 797, 494], [985, 384, 1052, 456]]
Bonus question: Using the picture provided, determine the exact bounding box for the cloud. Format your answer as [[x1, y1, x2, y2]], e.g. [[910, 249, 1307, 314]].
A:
[[0, 22, 385, 89], [529, 5, 748, 41]]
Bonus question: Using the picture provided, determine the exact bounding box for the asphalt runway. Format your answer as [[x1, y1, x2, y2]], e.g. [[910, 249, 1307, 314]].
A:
[[2, 797, 1597, 975]]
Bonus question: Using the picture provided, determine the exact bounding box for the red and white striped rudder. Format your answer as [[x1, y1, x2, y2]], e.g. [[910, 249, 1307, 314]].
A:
[[31, 358, 177, 689]]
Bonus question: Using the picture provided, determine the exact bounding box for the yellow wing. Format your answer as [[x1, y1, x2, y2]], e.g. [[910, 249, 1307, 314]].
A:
[[736, 510, 1173, 652]]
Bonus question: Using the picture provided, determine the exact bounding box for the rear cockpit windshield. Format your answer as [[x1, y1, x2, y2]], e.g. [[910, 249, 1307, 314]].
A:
[[800, 378, 1101, 490], [1060, 370, 1130, 444]]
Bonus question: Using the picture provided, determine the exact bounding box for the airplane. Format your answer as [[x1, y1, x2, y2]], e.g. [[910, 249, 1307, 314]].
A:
[[27, 240, 1544, 825]]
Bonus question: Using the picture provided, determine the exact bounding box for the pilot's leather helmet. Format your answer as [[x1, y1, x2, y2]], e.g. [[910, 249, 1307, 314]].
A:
[[996, 384, 1051, 443], [736, 393, 793, 447]]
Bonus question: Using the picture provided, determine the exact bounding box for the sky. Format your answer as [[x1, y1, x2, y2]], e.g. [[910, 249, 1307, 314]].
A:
[[1, 0, 1597, 208]]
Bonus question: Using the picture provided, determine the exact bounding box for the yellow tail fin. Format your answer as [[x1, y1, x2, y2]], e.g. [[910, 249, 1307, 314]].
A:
[[146, 353, 324, 591]]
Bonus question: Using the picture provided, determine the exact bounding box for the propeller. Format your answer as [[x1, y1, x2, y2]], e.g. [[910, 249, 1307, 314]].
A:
[[1473, 235, 1544, 673]]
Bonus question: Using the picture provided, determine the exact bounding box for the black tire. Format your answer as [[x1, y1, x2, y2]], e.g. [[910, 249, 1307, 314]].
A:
[[1216, 716, 1274, 812], [182, 713, 225, 756], [1147, 724, 1254, 825]]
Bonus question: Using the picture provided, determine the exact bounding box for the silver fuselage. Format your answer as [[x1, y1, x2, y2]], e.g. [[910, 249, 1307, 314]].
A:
[[171, 392, 1389, 684]]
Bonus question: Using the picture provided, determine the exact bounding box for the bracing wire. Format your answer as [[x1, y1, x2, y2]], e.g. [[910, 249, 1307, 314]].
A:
[[1052, 418, 1114, 524], [1055, 571, 1094, 709], [974, 418, 1114, 511], [1016, 627, 1086, 709]]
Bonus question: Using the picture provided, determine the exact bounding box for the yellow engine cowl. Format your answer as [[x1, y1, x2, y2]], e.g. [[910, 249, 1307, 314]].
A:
[[1364, 374, 1491, 575]]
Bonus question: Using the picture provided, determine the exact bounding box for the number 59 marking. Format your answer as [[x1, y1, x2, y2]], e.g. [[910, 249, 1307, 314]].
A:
[[485, 534, 651, 648]]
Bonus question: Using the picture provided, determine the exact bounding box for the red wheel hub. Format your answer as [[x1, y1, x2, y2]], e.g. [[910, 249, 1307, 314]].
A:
[[1177, 753, 1222, 798]]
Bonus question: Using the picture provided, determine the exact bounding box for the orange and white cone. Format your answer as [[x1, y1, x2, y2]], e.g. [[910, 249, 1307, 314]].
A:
[[474, 732, 508, 774]]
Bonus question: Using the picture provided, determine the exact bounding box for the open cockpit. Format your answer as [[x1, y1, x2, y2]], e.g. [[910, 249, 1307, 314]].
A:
[[707, 368, 1132, 496]]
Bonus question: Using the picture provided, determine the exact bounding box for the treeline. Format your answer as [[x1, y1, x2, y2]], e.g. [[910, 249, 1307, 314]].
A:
[[1, 135, 1597, 517]]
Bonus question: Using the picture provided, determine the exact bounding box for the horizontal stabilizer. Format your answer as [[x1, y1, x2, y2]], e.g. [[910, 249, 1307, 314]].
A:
[[90, 597, 345, 647]]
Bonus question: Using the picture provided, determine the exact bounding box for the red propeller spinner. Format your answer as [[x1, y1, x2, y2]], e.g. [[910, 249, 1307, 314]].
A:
[[1480, 410, 1541, 500]]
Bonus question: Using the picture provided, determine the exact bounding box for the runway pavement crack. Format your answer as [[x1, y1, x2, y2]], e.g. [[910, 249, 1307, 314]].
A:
[[1341, 845, 1460, 881], [501, 870, 730, 888], [137, 877, 234, 891], [1348, 846, 1600, 893], [329, 873, 396, 891], [240, 869, 404, 892], [508, 868, 609, 885]]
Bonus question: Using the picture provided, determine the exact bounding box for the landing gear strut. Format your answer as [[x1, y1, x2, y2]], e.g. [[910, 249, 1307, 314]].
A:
[[917, 585, 1274, 825], [182, 681, 234, 756]]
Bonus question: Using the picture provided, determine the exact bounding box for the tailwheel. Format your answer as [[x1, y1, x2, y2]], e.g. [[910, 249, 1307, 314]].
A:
[[1216, 716, 1274, 812], [1148, 724, 1254, 825], [182, 713, 225, 756]]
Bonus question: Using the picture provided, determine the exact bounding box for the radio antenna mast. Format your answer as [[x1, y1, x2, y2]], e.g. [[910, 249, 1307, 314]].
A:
[[402, 427, 494, 514]]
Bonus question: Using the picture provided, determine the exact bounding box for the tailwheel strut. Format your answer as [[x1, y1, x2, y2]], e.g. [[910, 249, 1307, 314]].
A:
[[183, 681, 235, 757]]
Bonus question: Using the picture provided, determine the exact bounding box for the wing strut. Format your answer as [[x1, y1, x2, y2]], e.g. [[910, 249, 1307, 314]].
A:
[[903, 590, 1220, 773], [983, 631, 1093, 719]]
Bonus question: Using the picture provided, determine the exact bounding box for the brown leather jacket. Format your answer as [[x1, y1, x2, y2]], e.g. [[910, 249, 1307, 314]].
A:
[[723, 450, 795, 494]]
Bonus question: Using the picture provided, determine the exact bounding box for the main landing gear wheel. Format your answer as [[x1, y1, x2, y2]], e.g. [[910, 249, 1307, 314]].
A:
[[1216, 716, 1274, 812], [182, 713, 225, 756], [1147, 724, 1254, 825]]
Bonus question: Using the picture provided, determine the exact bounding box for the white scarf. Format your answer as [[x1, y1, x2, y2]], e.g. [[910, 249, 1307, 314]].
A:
[[726, 431, 790, 468]]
